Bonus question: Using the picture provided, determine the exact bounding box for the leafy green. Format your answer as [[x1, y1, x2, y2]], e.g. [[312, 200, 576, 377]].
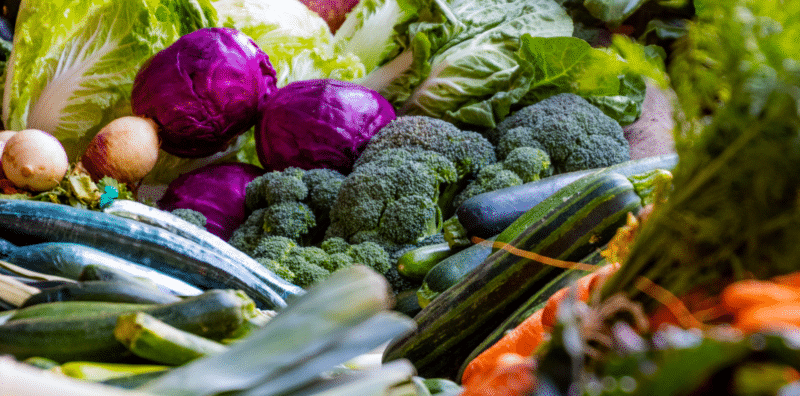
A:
[[0, 167, 135, 210], [1, 0, 217, 161], [212, 0, 365, 88]]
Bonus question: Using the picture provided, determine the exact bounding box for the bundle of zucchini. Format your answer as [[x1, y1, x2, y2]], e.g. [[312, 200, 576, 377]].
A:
[[383, 157, 676, 380]]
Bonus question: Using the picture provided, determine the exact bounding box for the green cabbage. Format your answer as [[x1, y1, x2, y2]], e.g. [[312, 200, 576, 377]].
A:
[[1, 0, 218, 161], [211, 0, 365, 87]]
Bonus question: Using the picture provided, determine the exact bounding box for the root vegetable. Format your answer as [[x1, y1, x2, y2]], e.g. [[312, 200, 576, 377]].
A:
[[1, 129, 69, 192], [79, 116, 160, 185]]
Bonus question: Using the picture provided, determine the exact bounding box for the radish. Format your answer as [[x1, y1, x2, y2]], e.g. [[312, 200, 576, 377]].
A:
[[1, 129, 69, 192], [79, 116, 161, 185]]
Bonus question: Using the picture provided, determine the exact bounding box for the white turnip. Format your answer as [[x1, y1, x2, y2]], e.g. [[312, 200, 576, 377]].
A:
[[79, 116, 161, 185], [1, 129, 69, 192]]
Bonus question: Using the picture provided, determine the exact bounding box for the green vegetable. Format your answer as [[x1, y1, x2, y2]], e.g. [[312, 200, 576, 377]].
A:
[[168, 209, 207, 230], [19, 280, 180, 307], [114, 312, 228, 366], [489, 93, 630, 174], [59, 361, 168, 382], [8, 301, 157, 322], [2, 0, 217, 161], [396, 242, 455, 280], [416, 236, 496, 308]]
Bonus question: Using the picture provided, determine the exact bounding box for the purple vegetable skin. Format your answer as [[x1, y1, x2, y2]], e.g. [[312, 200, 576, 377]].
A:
[[256, 79, 396, 174], [132, 27, 278, 158], [158, 162, 265, 240]]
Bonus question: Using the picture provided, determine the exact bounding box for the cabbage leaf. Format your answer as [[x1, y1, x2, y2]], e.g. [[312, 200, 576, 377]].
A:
[[1, 0, 217, 161]]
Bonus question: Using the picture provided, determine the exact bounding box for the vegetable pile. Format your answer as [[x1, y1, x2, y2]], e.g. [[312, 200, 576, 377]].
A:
[[4, 0, 800, 395]]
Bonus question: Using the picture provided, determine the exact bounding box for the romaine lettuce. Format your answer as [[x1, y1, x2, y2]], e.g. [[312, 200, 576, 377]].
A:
[[211, 0, 365, 87], [1, 0, 217, 161]]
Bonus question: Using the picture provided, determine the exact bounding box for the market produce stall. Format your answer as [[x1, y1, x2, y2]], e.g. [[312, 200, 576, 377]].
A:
[[0, 0, 798, 395]]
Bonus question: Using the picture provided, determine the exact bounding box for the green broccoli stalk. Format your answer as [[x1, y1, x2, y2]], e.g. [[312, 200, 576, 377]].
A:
[[600, 1, 800, 312], [489, 93, 630, 174]]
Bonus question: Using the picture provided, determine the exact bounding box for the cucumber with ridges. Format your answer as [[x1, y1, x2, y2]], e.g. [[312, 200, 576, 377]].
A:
[[457, 154, 677, 239], [416, 237, 496, 308], [383, 172, 642, 380], [3, 242, 202, 297], [0, 199, 304, 309], [20, 280, 181, 307], [0, 289, 256, 362]]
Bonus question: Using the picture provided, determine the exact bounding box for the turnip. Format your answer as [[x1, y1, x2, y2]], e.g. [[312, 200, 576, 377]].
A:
[[78, 116, 161, 185], [1, 129, 69, 192]]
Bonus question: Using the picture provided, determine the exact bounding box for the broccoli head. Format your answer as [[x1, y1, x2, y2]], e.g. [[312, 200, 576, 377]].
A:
[[228, 208, 268, 255], [452, 146, 553, 209], [239, 167, 345, 245], [492, 93, 630, 173], [169, 208, 207, 229], [354, 115, 497, 179], [327, 148, 458, 249]]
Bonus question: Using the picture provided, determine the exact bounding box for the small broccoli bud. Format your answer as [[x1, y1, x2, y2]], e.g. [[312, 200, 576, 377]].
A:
[[255, 258, 296, 284], [262, 201, 316, 241], [251, 236, 297, 261], [348, 241, 391, 274], [320, 237, 351, 255], [327, 252, 355, 272], [169, 208, 207, 229], [502, 146, 552, 183]]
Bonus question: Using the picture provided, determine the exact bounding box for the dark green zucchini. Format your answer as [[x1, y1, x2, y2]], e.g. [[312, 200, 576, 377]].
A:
[[0, 289, 257, 362], [456, 248, 607, 381], [19, 280, 181, 308], [397, 242, 456, 280], [393, 289, 423, 317], [8, 301, 157, 322], [416, 237, 496, 308], [0, 199, 304, 309], [383, 171, 642, 380], [457, 154, 677, 239]]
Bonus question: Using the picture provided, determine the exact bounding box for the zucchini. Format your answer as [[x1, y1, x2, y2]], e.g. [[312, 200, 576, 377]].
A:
[[114, 311, 228, 366], [2, 242, 202, 298], [0, 199, 304, 309], [396, 242, 456, 280], [456, 249, 607, 381], [59, 362, 169, 382], [416, 237, 496, 309], [393, 289, 423, 318], [457, 154, 677, 239], [383, 171, 642, 379], [8, 301, 157, 322], [19, 280, 181, 308], [0, 289, 256, 362]]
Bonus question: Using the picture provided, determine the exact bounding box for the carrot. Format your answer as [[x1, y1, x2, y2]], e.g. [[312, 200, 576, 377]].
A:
[[541, 263, 620, 328], [733, 302, 800, 333], [459, 353, 537, 396], [721, 280, 800, 313], [461, 310, 547, 387], [771, 272, 800, 289]]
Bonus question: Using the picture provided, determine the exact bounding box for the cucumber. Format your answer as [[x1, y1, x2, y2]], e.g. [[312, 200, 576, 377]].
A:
[[456, 249, 607, 381], [383, 171, 642, 380], [0, 289, 257, 362], [2, 242, 202, 298], [114, 311, 228, 366], [396, 242, 456, 280], [457, 154, 677, 239], [0, 199, 304, 309], [19, 281, 181, 307], [416, 237, 496, 309]]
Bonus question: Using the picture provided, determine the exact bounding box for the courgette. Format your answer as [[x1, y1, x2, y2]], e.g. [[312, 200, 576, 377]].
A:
[[59, 362, 169, 382], [393, 289, 423, 318], [8, 301, 157, 322], [456, 248, 607, 381], [19, 280, 181, 308], [0, 289, 257, 362], [456, 154, 677, 239], [383, 171, 642, 379], [415, 237, 496, 309], [0, 200, 304, 309], [396, 242, 456, 280]]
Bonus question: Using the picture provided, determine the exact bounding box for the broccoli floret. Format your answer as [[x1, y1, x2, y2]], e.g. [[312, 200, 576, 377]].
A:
[[262, 201, 316, 242], [320, 237, 351, 255], [326, 252, 354, 272], [282, 249, 330, 288], [255, 258, 296, 283], [245, 167, 308, 211], [169, 208, 207, 229], [228, 208, 269, 255], [327, 148, 458, 249], [492, 93, 630, 173], [452, 146, 553, 209], [302, 168, 346, 215], [251, 235, 297, 261], [355, 115, 497, 179], [348, 241, 391, 274]]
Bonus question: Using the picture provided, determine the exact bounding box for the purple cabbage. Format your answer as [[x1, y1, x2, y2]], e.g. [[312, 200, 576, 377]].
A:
[[255, 79, 396, 174], [158, 162, 265, 240], [132, 27, 278, 158]]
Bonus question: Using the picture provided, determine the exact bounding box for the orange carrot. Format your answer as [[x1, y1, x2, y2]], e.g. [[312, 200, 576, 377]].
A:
[[459, 353, 537, 396], [461, 310, 547, 387], [541, 263, 620, 328], [721, 280, 800, 313], [734, 302, 800, 333], [771, 272, 800, 289]]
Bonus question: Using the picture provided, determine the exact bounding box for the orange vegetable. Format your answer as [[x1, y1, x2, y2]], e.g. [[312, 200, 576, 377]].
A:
[[459, 353, 537, 396], [541, 263, 620, 328], [461, 310, 547, 387], [721, 280, 800, 312], [733, 303, 800, 333], [771, 272, 800, 289]]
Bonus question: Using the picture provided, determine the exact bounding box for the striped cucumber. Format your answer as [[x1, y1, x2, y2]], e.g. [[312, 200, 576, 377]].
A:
[[383, 171, 642, 380], [0, 199, 304, 309]]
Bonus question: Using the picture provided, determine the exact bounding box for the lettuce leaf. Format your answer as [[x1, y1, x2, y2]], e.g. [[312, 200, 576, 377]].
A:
[[1, 0, 217, 161], [212, 0, 365, 87]]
